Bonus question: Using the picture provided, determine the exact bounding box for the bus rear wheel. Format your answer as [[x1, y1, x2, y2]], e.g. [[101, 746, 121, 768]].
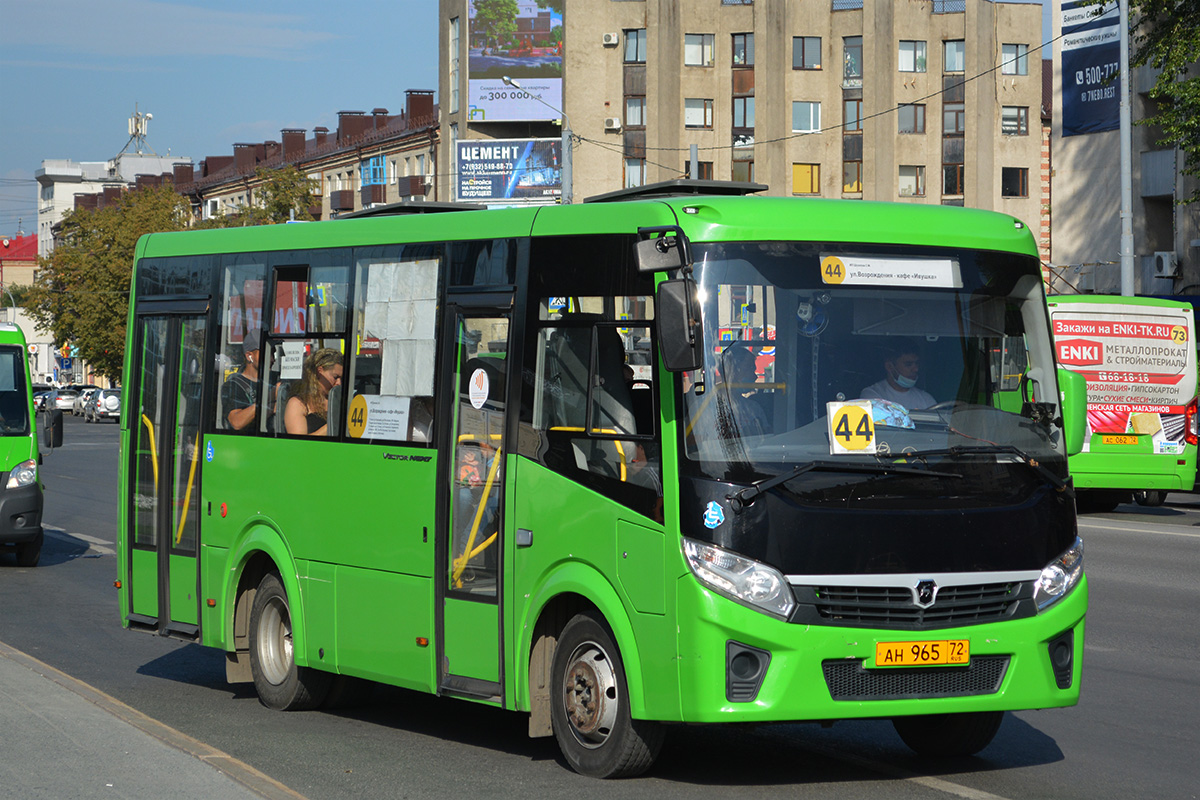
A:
[[550, 612, 663, 778], [249, 573, 329, 710], [1133, 490, 1167, 507], [893, 710, 1003, 757]]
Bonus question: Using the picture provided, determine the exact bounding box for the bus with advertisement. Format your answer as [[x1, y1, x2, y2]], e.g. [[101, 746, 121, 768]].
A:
[[118, 181, 1088, 777], [1047, 295, 1198, 511]]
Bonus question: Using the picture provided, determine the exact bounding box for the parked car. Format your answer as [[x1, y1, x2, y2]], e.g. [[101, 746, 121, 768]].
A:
[[53, 390, 78, 411], [33, 392, 49, 412], [85, 388, 121, 423], [73, 388, 98, 416]]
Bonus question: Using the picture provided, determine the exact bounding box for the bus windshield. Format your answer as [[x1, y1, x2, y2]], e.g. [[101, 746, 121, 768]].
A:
[[0, 346, 30, 435], [679, 241, 1062, 486]]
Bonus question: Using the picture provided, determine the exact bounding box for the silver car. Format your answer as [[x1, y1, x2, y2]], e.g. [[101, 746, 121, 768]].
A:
[[85, 388, 122, 423], [73, 388, 97, 416]]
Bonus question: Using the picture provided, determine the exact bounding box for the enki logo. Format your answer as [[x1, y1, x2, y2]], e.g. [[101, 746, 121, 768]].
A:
[[1057, 338, 1104, 366]]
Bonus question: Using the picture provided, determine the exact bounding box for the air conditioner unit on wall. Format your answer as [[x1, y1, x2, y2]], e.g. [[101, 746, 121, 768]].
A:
[[604, 117, 622, 132], [602, 32, 620, 47], [1154, 251, 1179, 277]]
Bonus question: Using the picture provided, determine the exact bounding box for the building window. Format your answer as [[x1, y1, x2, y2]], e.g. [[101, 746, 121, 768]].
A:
[[792, 101, 820, 132], [449, 17, 460, 114], [899, 40, 926, 73], [685, 98, 714, 128], [685, 33, 715, 66], [1002, 167, 1029, 197], [899, 165, 926, 197], [843, 36, 863, 82], [732, 33, 754, 66], [899, 103, 926, 134], [792, 163, 820, 195], [624, 29, 647, 63], [361, 156, 385, 187], [943, 164, 964, 195], [1001, 43, 1028, 76], [844, 99, 862, 132], [625, 96, 646, 128], [943, 103, 965, 134], [1002, 106, 1029, 135], [625, 158, 645, 188], [843, 161, 862, 193], [732, 160, 755, 182], [793, 36, 821, 69], [944, 40, 965, 72], [733, 96, 755, 129], [685, 160, 714, 180]]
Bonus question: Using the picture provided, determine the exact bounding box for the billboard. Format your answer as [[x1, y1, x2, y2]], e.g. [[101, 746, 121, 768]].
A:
[[1061, 0, 1121, 137], [468, 0, 563, 122], [457, 138, 562, 203]]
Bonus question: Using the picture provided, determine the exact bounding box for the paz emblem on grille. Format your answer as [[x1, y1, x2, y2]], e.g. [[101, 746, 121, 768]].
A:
[[912, 580, 939, 609]]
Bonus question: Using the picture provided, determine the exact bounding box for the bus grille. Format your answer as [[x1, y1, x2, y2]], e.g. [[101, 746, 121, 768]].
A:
[[822, 656, 1009, 701], [810, 582, 1022, 628]]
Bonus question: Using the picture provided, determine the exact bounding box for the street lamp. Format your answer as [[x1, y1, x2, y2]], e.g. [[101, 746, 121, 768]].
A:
[[501, 76, 573, 205]]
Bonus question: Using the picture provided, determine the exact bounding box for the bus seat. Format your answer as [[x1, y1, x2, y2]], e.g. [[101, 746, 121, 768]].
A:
[[274, 383, 291, 434], [327, 384, 342, 437]]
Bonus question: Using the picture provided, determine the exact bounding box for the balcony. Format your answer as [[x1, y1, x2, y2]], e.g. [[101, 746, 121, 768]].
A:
[[397, 176, 429, 198], [360, 184, 386, 206], [329, 190, 354, 212]]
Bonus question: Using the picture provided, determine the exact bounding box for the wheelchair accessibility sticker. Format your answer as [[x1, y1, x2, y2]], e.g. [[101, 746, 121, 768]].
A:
[[702, 501, 725, 529]]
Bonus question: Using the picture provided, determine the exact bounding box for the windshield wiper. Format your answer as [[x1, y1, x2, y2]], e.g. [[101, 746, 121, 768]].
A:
[[875, 445, 1072, 496], [727, 459, 961, 513]]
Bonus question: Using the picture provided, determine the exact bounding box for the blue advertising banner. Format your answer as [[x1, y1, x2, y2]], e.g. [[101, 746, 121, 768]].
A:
[[468, 1, 563, 122], [1061, 0, 1121, 137], [457, 138, 562, 203]]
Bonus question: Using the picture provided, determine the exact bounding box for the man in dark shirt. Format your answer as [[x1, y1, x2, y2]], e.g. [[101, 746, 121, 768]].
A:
[[222, 330, 261, 431]]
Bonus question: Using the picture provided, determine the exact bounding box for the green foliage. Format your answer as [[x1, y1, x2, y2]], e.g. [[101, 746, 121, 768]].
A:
[[474, 0, 519, 46], [536, 0, 564, 13], [246, 165, 318, 223], [1129, 0, 1200, 202], [25, 186, 190, 380]]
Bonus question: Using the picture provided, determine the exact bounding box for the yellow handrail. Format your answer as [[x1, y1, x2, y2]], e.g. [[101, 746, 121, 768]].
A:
[[175, 432, 201, 546], [452, 445, 503, 588], [140, 414, 159, 487]]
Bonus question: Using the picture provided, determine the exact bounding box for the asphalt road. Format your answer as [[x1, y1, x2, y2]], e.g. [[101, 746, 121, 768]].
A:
[[1, 414, 1198, 799]]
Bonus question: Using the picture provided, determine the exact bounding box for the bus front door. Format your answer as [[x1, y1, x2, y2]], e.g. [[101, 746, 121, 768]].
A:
[[124, 309, 207, 640], [438, 307, 510, 701]]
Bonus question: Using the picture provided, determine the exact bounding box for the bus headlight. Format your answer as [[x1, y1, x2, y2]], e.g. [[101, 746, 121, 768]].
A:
[[1035, 536, 1084, 610], [683, 538, 795, 619], [6, 459, 37, 489]]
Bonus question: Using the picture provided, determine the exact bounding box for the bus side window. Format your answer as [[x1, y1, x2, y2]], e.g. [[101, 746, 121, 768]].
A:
[[213, 260, 266, 433]]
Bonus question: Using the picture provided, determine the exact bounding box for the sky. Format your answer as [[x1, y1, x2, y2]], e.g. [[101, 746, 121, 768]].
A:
[[0, 0, 441, 235], [0, 0, 1054, 237]]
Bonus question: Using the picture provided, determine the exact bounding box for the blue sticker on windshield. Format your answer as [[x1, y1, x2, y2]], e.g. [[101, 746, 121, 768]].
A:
[[206, 441, 214, 462], [702, 501, 725, 529]]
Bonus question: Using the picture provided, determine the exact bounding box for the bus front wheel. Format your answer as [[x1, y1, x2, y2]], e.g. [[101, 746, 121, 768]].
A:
[[893, 710, 1003, 757], [550, 612, 664, 778], [249, 573, 330, 711]]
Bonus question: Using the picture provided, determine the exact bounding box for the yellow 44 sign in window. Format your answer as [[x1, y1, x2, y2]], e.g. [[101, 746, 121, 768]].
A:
[[827, 400, 877, 455]]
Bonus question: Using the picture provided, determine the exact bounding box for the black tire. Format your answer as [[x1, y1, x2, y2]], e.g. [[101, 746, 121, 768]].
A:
[[15, 532, 42, 568], [550, 612, 664, 778], [1133, 490, 1167, 507], [893, 710, 1004, 757], [248, 573, 330, 710]]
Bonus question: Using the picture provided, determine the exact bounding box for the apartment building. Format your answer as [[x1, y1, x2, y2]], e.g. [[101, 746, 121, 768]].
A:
[[440, 0, 1043, 228], [180, 90, 439, 222]]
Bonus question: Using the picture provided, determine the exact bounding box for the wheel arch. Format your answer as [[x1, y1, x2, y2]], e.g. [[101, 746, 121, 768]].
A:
[[225, 521, 309, 668], [517, 562, 647, 736]]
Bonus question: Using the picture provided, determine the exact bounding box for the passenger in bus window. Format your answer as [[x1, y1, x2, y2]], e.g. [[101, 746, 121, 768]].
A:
[[222, 330, 261, 431], [861, 340, 935, 409], [284, 348, 343, 436], [722, 346, 770, 436]]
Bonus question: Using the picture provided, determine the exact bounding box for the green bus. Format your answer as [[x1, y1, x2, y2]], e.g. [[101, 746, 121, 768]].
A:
[[0, 322, 45, 567], [118, 182, 1088, 777], [1047, 294, 1198, 511]]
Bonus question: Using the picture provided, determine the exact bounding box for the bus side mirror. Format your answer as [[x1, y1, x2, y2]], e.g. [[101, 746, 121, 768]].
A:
[[656, 278, 702, 372], [1057, 368, 1086, 456], [42, 409, 63, 451]]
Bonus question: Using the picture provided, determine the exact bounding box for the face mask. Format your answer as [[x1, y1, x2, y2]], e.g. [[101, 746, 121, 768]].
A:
[[894, 373, 918, 389]]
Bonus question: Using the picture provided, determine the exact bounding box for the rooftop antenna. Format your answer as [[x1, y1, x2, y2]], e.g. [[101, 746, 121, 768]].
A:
[[117, 104, 158, 156]]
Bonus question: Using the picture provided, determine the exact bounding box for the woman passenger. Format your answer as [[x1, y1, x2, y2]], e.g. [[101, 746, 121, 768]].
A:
[[284, 348, 343, 436]]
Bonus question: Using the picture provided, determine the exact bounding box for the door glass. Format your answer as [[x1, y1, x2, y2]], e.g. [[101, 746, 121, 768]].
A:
[[133, 318, 170, 548], [172, 318, 206, 554], [449, 315, 508, 597]]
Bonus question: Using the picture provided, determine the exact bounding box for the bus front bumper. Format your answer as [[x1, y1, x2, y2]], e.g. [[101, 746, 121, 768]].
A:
[[0, 483, 44, 545], [672, 573, 1087, 724]]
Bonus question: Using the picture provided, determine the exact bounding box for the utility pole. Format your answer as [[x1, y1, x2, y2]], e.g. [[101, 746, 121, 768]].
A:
[[1119, 0, 1134, 295]]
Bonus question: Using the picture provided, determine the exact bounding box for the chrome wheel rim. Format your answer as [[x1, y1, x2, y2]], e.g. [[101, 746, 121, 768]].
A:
[[257, 595, 293, 686], [562, 641, 619, 749]]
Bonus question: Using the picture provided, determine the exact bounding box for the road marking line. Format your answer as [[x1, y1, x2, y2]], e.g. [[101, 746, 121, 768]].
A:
[[0, 639, 309, 800], [43, 526, 115, 555], [804, 742, 1014, 800], [1079, 521, 1200, 539]]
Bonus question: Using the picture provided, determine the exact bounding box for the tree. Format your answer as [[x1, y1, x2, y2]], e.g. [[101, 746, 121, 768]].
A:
[[473, 0, 519, 50], [25, 185, 190, 381], [198, 166, 318, 228], [1128, 1, 1200, 202]]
